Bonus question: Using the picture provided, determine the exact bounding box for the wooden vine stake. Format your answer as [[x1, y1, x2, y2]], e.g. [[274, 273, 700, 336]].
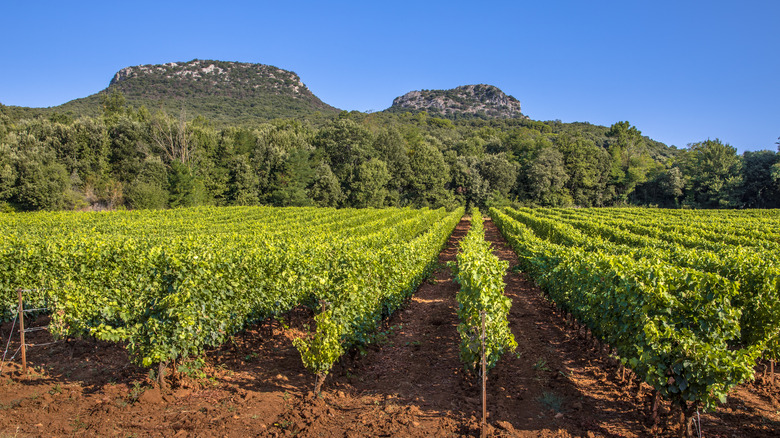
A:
[[650, 389, 660, 434], [158, 361, 168, 390], [481, 311, 487, 438], [771, 359, 775, 387], [18, 289, 27, 377]]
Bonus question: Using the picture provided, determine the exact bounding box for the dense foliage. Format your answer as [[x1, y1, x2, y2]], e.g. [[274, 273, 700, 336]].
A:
[[490, 206, 777, 430], [453, 208, 516, 373], [1, 92, 778, 213], [1, 206, 460, 383], [294, 207, 462, 390]]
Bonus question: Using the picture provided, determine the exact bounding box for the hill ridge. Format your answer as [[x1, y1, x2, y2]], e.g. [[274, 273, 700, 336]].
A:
[[387, 84, 527, 120], [54, 59, 339, 122]]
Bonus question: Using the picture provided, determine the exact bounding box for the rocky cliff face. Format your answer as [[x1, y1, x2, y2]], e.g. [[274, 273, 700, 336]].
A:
[[388, 84, 526, 119]]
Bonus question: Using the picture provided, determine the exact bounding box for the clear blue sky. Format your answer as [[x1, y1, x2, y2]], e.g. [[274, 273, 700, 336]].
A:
[[1, 1, 778, 153]]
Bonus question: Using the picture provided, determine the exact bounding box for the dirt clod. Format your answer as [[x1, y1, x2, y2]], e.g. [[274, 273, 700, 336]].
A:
[[139, 388, 163, 404]]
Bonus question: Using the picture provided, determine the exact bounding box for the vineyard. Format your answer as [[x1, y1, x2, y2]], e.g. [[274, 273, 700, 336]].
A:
[[490, 206, 780, 434], [453, 208, 516, 373], [1, 206, 462, 387], [1, 206, 779, 437]]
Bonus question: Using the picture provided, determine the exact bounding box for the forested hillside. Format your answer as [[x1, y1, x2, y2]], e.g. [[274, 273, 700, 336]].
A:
[[1, 56, 778, 213], [2, 93, 777, 213]]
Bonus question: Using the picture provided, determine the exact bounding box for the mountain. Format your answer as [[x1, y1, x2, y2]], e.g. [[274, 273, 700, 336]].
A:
[[55, 59, 340, 122], [386, 84, 527, 120]]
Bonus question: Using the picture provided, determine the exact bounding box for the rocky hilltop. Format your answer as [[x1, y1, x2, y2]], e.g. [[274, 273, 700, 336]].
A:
[[387, 84, 526, 119], [108, 60, 321, 101], [57, 60, 339, 122]]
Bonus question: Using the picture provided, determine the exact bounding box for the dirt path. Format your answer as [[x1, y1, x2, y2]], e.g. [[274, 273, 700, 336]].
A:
[[1, 216, 779, 437]]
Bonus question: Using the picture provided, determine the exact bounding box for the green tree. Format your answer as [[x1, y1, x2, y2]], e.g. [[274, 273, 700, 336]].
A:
[[740, 150, 780, 208], [351, 158, 390, 208], [771, 138, 780, 191], [0, 142, 16, 203], [108, 116, 148, 183], [11, 135, 69, 210], [407, 140, 451, 207], [606, 121, 651, 203], [313, 119, 374, 200], [633, 165, 685, 207], [270, 148, 315, 207], [455, 136, 486, 157], [190, 122, 228, 205], [0, 107, 10, 144], [477, 153, 518, 198], [125, 156, 169, 209], [168, 160, 207, 208], [226, 154, 260, 206], [450, 155, 491, 208], [100, 91, 128, 125], [373, 128, 411, 204], [524, 147, 570, 206], [309, 161, 343, 207], [556, 134, 611, 206], [678, 139, 742, 208]]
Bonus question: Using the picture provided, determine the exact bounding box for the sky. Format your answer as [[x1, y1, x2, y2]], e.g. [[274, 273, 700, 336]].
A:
[[1, 1, 778, 153]]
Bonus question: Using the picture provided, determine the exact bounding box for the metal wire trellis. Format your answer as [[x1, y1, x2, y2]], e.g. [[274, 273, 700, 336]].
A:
[[0, 288, 59, 376]]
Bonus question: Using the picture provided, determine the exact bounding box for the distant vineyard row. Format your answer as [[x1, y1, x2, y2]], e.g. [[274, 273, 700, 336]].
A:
[[1, 206, 462, 386], [490, 206, 779, 426]]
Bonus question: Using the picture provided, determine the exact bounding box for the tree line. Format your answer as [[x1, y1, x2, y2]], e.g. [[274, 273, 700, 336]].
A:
[[1, 93, 778, 212]]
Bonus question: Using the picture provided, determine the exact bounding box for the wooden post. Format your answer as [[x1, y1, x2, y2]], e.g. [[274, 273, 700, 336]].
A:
[[650, 389, 660, 434], [18, 289, 27, 377], [771, 359, 775, 386], [481, 311, 487, 438]]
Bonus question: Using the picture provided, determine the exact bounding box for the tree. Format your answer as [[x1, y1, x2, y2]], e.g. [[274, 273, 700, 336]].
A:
[[191, 122, 228, 205], [309, 161, 343, 207], [0, 108, 9, 144], [606, 121, 651, 203], [633, 165, 685, 207], [168, 160, 207, 208], [524, 147, 570, 206], [658, 167, 685, 203], [406, 140, 451, 207], [556, 134, 610, 206], [740, 150, 780, 208], [477, 153, 518, 198], [270, 148, 315, 207], [11, 135, 69, 210], [108, 115, 148, 183], [373, 128, 411, 204], [150, 110, 196, 166], [225, 154, 260, 206], [100, 91, 127, 125], [350, 158, 390, 208], [455, 136, 486, 157], [772, 138, 780, 189], [125, 156, 169, 209], [677, 139, 742, 208], [449, 155, 491, 208], [0, 142, 16, 203], [313, 119, 374, 200]]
